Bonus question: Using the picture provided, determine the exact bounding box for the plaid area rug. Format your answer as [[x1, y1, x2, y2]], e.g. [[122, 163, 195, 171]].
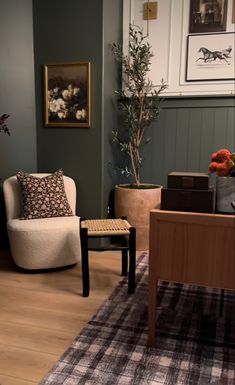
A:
[[40, 254, 235, 385]]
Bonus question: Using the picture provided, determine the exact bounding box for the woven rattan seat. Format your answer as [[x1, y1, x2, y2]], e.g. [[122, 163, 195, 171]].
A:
[[81, 218, 131, 236], [80, 218, 136, 297]]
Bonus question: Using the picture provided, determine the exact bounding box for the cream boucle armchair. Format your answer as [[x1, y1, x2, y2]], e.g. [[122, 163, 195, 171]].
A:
[[3, 174, 81, 270]]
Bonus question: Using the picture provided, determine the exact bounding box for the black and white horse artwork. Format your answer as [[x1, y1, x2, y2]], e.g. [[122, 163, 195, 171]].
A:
[[221, 46, 232, 58], [196, 46, 232, 64]]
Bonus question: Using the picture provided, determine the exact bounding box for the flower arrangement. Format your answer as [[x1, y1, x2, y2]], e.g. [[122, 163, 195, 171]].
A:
[[0, 114, 10, 135], [209, 148, 235, 177], [48, 83, 87, 122]]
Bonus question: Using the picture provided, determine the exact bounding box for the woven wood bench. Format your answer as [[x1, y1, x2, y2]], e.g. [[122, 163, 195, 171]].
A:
[[80, 218, 136, 297]]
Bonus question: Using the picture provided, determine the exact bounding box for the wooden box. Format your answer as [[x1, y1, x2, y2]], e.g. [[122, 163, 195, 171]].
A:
[[167, 172, 209, 190], [161, 188, 214, 213]]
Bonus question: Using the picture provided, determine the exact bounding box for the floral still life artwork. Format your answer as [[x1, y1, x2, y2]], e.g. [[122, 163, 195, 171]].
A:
[[209, 148, 235, 176], [44, 62, 91, 127], [0, 114, 10, 135]]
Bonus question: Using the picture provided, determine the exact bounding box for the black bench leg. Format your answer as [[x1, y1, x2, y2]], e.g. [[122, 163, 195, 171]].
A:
[[80, 226, 90, 297], [128, 227, 136, 294], [121, 248, 128, 276]]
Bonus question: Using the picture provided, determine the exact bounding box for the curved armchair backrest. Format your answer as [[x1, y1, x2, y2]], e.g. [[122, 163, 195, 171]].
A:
[[3, 173, 77, 221]]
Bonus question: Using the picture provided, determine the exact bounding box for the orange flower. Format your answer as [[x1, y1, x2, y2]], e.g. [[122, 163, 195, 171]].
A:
[[216, 161, 230, 176], [209, 148, 235, 177], [211, 152, 218, 161], [212, 148, 230, 162], [208, 162, 218, 172]]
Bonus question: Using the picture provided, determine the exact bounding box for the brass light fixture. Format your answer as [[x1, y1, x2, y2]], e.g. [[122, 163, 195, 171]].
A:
[[143, 1, 158, 35]]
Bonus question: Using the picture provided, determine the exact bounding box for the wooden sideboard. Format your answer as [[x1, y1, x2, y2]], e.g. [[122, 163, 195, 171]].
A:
[[148, 209, 235, 346]]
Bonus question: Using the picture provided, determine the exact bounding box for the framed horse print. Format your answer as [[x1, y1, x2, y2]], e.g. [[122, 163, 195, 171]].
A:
[[233, 0, 235, 23], [186, 32, 235, 81]]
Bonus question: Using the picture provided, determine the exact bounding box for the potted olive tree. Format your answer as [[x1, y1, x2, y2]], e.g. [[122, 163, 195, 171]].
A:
[[111, 24, 167, 250]]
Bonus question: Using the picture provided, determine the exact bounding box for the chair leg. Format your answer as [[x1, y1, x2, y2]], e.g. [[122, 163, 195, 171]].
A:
[[128, 226, 136, 294], [80, 226, 90, 297], [121, 248, 128, 276]]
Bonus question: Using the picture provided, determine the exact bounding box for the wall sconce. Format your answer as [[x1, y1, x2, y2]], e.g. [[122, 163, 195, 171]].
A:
[[143, 1, 158, 35]]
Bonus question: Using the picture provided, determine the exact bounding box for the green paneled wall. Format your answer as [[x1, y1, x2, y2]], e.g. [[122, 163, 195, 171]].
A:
[[140, 98, 235, 188]]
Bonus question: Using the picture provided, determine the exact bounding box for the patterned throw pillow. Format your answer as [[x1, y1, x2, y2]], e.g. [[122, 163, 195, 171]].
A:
[[16, 170, 73, 219]]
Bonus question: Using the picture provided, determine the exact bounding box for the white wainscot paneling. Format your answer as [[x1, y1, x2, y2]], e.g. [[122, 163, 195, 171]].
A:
[[123, 0, 235, 97]]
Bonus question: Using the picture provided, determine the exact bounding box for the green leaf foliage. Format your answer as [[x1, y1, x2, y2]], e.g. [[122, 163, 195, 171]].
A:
[[111, 24, 167, 186]]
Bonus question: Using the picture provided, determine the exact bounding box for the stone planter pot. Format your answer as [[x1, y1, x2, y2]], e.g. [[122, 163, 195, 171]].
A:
[[216, 176, 235, 214], [114, 184, 162, 250]]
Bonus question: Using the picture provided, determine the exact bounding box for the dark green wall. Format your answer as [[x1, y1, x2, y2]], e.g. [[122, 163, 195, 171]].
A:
[[102, 0, 123, 216], [0, 0, 37, 246], [33, 0, 122, 219], [33, 0, 102, 218], [0, 0, 37, 178]]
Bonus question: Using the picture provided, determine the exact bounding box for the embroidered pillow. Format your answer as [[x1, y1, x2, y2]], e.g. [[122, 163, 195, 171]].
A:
[[16, 170, 73, 219]]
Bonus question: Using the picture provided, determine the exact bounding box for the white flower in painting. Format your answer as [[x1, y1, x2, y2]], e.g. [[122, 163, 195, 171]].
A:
[[76, 109, 86, 120], [62, 89, 73, 100], [57, 110, 68, 119], [48, 87, 60, 101], [53, 87, 59, 96], [49, 98, 66, 113], [57, 98, 66, 108], [49, 99, 60, 113], [48, 90, 54, 101], [73, 87, 80, 96], [47, 83, 85, 121]]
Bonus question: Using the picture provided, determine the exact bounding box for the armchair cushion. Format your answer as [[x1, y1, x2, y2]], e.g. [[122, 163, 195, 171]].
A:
[[16, 169, 73, 220]]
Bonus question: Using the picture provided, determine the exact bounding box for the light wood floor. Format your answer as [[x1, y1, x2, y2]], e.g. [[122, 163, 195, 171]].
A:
[[0, 248, 136, 385]]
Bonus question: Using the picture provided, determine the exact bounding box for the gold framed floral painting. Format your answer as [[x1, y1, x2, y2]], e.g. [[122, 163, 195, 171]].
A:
[[44, 62, 91, 127]]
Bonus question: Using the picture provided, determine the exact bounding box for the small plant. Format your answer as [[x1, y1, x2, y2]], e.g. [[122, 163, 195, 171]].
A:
[[209, 148, 235, 176], [0, 114, 10, 135], [111, 24, 167, 187]]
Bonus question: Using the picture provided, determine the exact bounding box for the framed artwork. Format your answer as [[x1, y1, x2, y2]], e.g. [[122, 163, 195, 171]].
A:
[[186, 32, 235, 81], [44, 62, 91, 127], [233, 0, 235, 23], [189, 0, 228, 33]]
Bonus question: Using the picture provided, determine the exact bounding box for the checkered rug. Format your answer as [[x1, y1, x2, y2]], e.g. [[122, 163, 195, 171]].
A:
[[40, 253, 235, 385]]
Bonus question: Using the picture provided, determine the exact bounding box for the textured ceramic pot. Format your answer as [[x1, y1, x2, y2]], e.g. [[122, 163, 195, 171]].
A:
[[114, 184, 162, 250], [216, 176, 235, 214]]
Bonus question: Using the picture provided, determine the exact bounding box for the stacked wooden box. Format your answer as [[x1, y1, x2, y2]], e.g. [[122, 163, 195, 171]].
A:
[[161, 172, 214, 213]]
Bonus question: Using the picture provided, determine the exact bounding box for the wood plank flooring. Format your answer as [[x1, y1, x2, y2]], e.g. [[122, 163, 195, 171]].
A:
[[0, 248, 134, 385]]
